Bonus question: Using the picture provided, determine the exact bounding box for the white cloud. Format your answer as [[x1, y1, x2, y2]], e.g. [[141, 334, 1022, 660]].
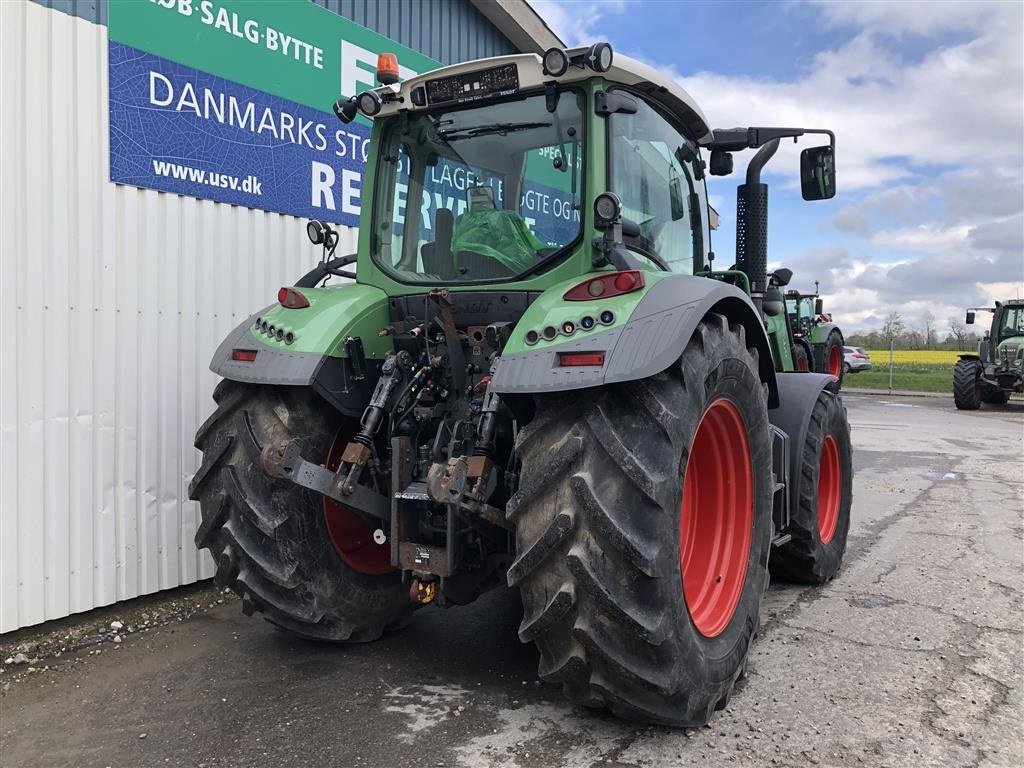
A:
[[527, 0, 627, 48], [671, 13, 1023, 191]]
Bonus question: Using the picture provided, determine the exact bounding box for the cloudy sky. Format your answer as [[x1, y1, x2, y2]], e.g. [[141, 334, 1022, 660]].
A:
[[531, 0, 1024, 335]]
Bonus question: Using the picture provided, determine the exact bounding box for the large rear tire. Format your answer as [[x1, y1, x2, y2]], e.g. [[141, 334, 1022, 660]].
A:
[[508, 314, 773, 726], [189, 381, 411, 641], [953, 359, 983, 410], [770, 390, 853, 584]]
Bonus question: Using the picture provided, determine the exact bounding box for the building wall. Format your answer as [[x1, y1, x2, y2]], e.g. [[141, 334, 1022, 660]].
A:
[[0, 0, 517, 632]]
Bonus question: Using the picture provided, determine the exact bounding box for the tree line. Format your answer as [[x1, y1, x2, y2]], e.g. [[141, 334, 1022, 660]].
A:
[[845, 311, 982, 351]]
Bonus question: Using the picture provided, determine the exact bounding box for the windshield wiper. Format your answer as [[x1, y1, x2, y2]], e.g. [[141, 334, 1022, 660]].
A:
[[437, 121, 552, 140]]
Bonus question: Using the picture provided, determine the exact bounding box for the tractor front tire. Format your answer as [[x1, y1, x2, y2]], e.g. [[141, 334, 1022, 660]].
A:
[[816, 330, 846, 388], [508, 314, 773, 726], [770, 391, 853, 584], [794, 339, 813, 373], [189, 381, 411, 641], [953, 360, 983, 410]]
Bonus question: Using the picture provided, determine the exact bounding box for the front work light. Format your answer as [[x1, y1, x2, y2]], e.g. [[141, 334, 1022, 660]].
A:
[[542, 47, 570, 77]]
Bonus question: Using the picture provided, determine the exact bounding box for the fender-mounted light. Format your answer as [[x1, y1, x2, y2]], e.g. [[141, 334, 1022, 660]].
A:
[[278, 287, 310, 309], [377, 52, 400, 85], [558, 351, 605, 367], [232, 349, 258, 362], [563, 270, 645, 301]]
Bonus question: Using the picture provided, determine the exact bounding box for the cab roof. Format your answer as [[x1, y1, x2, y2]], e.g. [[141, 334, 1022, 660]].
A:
[[373, 49, 714, 145]]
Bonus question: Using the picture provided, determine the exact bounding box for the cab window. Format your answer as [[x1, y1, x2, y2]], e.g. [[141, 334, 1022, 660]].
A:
[[608, 94, 708, 273]]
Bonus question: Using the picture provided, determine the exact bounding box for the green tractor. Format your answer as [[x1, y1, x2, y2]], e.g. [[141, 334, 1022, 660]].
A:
[[785, 282, 845, 385], [190, 44, 853, 726], [954, 300, 1024, 409]]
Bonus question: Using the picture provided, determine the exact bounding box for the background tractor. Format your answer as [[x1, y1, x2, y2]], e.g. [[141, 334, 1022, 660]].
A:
[[786, 282, 845, 385], [189, 44, 853, 726], [954, 300, 1024, 409]]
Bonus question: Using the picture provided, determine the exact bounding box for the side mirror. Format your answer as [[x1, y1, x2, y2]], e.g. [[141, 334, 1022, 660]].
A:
[[815, 298, 824, 315], [966, 310, 975, 325], [800, 145, 836, 201], [709, 149, 734, 177]]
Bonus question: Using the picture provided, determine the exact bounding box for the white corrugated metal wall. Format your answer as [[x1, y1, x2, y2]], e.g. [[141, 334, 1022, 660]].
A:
[[0, 0, 358, 632]]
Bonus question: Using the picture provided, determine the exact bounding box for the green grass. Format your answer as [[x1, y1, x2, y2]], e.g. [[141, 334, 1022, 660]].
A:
[[845, 363, 952, 393]]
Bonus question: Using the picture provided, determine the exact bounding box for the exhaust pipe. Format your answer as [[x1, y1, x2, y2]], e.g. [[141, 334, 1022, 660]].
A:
[[735, 138, 780, 316]]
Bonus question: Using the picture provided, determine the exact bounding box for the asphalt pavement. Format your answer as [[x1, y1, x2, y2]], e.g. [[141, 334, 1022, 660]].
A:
[[1, 393, 1022, 768]]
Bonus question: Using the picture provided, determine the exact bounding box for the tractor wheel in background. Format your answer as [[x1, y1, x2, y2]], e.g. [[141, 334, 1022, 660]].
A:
[[981, 388, 1011, 405], [953, 359, 983, 410], [770, 390, 853, 584], [793, 338, 813, 372], [508, 314, 773, 726], [816, 329, 845, 388], [189, 381, 412, 641]]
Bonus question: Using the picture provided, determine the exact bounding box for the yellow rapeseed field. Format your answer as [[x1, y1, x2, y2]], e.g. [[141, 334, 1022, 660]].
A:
[[865, 349, 963, 365]]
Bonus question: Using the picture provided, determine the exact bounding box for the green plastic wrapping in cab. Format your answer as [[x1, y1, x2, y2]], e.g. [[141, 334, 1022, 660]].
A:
[[450, 209, 547, 274]]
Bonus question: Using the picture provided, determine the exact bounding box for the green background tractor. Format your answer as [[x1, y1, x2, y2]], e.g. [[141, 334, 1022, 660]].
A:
[[954, 300, 1024, 409], [189, 44, 853, 726], [786, 284, 845, 385]]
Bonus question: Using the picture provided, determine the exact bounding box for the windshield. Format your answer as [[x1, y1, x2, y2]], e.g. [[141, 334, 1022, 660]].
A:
[[999, 307, 1024, 340], [371, 90, 584, 284]]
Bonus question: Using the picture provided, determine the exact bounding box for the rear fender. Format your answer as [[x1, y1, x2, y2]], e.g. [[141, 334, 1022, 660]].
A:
[[491, 275, 779, 408], [208, 283, 392, 416], [768, 372, 840, 526]]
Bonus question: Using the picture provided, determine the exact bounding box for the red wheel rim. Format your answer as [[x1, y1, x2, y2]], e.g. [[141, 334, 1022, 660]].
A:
[[797, 353, 809, 372], [323, 426, 393, 575], [827, 345, 842, 377], [817, 435, 841, 544], [679, 399, 754, 638]]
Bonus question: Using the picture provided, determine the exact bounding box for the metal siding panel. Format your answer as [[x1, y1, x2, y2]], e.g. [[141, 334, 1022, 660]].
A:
[[0, 0, 28, 634]]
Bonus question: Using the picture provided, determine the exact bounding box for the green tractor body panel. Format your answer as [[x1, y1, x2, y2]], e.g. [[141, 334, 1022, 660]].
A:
[[500, 272, 669, 356], [249, 284, 393, 359]]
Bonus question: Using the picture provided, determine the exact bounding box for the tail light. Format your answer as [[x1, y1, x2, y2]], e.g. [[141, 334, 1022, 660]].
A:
[[558, 351, 605, 367], [232, 349, 258, 362], [563, 271, 644, 301], [278, 287, 310, 309], [853, 353, 866, 359]]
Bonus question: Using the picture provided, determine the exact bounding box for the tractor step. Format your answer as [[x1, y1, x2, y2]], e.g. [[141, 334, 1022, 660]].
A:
[[772, 532, 792, 547]]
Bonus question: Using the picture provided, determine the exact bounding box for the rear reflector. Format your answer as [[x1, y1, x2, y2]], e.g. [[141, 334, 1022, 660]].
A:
[[278, 287, 310, 309], [558, 351, 605, 367], [232, 349, 258, 362]]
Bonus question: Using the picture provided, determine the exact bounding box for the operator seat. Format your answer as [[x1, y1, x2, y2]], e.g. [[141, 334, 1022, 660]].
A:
[[421, 208, 456, 280]]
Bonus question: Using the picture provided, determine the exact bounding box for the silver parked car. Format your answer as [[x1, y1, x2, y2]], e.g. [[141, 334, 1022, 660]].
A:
[[843, 346, 872, 373]]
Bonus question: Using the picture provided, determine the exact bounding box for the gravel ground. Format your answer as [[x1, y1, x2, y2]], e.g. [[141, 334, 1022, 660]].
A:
[[1, 393, 1021, 768]]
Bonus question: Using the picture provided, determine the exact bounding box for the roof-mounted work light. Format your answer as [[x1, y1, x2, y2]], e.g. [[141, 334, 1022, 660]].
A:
[[333, 95, 358, 124], [585, 42, 613, 73], [542, 47, 570, 77], [357, 90, 383, 117]]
